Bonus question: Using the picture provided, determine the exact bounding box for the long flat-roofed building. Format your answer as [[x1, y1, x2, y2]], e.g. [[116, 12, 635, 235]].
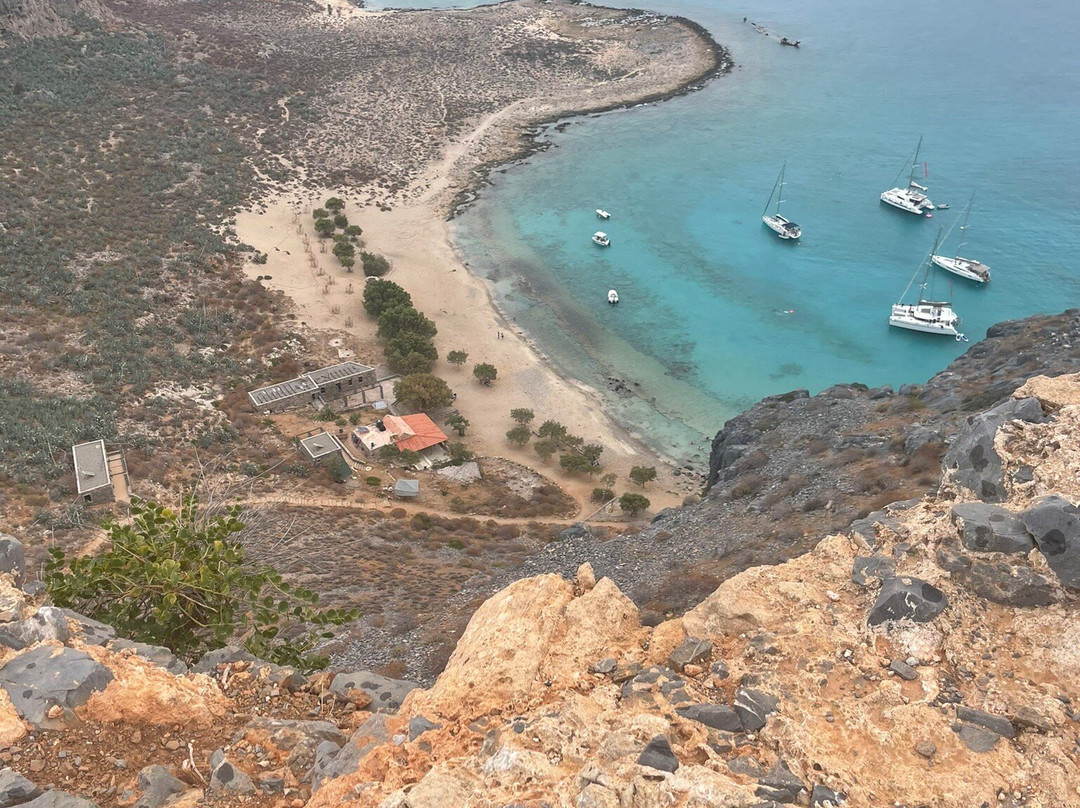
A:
[[248, 361, 377, 413], [72, 440, 114, 504]]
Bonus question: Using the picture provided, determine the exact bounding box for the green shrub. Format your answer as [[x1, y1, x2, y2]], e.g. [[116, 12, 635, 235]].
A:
[[362, 279, 412, 317], [365, 476, 382, 486], [361, 252, 391, 277], [321, 452, 351, 483], [45, 499, 355, 670], [619, 492, 650, 516], [591, 487, 615, 503], [506, 424, 531, 445]]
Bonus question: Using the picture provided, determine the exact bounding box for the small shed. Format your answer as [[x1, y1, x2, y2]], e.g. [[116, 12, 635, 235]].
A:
[[299, 431, 342, 461], [72, 440, 114, 505], [394, 479, 420, 499]]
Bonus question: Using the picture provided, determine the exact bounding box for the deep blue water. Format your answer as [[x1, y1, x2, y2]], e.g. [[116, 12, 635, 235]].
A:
[[400, 0, 1080, 464]]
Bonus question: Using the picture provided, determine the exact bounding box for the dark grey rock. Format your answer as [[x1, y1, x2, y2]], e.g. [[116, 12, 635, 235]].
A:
[[20, 583, 45, 598], [734, 687, 779, 732], [755, 760, 805, 803], [1011, 706, 1053, 733], [710, 660, 730, 679], [0, 607, 70, 648], [903, 425, 940, 454], [668, 637, 712, 671], [936, 545, 1056, 607], [60, 610, 115, 646], [867, 576, 947, 626], [330, 670, 418, 712], [109, 640, 188, 676], [810, 784, 845, 807], [955, 723, 999, 752], [0, 768, 42, 807], [558, 523, 592, 541], [133, 765, 185, 808], [956, 706, 1016, 739], [208, 750, 255, 795], [0, 645, 113, 727], [192, 646, 256, 673], [1013, 465, 1035, 484], [637, 735, 678, 773], [951, 503, 1034, 554], [889, 660, 918, 681], [942, 397, 1044, 501], [727, 755, 767, 778], [407, 716, 441, 741], [20, 793, 99, 808], [851, 555, 896, 587], [308, 740, 344, 787], [676, 703, 743, 732], [0, 536, 25, 583], [1020, 495, 1080, 589], [868, 385, 894, 400], [313, 713, 391, 790], [256, 775, 284, 794], [591, 658, 616, 675]]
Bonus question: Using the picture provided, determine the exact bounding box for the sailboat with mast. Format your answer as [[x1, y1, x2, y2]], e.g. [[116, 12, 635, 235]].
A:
[[931, 193, 991, 283], [761, 162, 801, 240], [889, 228, 966, 339], [881, 136, 934, 216]]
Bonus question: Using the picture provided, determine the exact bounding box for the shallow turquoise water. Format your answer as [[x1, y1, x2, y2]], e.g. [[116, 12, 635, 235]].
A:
[[442, 0, 1080, 463]]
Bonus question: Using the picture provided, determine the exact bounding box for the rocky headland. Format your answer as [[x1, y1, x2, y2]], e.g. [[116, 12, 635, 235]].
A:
[[4, 360, 1080, 806]]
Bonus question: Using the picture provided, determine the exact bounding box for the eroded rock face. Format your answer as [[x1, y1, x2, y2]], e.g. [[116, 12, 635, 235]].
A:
[[1020, 495, 1080, 589], [942, 397, 1044, 501]]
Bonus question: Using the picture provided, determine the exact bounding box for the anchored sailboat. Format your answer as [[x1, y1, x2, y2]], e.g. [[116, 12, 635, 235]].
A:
[[889, 229, 967, 340], [931, 193, 991, 283], [761, 162, 801, 240], [881, 137, 935, 216]]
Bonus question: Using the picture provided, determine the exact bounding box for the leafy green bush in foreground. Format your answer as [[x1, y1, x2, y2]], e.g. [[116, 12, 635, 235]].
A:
[[45, 498, 355, 670]]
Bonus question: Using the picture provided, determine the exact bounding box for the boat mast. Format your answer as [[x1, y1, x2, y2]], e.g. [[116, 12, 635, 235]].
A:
[[956, 191, 975, 253], [775, 162, 786, 216], [917, 228, 944, 304], [909, 136, 923, 186], [762, 166, 782, 218], [898, 228, 942, 305]]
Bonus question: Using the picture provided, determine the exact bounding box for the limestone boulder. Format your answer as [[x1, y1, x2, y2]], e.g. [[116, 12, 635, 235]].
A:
[[0, 646, 113, 728], [329, 670, 417, 713], [0, 768, 41, 807]]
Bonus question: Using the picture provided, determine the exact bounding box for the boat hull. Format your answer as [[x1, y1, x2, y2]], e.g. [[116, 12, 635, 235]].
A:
[[762, 215, 801, 239], [889, 303, 961, 337], [881, 188, 934, 215], [931, 254, 990, 283]]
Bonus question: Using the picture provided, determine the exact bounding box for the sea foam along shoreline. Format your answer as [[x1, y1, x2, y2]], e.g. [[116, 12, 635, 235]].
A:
[[237, 2, 729, 512]]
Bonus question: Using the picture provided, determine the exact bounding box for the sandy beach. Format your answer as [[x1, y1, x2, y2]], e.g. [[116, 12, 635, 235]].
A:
[[234, 0, 726, 513]]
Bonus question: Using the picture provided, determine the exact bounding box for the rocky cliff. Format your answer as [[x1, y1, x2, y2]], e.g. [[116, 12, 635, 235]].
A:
[[3, 371, 1080, 807]]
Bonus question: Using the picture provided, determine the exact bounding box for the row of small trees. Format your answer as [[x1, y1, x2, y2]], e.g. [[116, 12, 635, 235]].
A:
[[363, 279, 440, 376], [503, 409, 605, 475], [313, 197, 388, 276]]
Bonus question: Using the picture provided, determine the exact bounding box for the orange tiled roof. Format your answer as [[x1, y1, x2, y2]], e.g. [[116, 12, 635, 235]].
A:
[[395, 413, 448, 453]]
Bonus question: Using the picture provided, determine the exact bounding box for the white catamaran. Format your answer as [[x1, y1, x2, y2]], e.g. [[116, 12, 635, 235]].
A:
[[761, 162, 802, 239], [881, 136, 935, 216], [931, 193, 991, 283], [889, 229, 967, 340]]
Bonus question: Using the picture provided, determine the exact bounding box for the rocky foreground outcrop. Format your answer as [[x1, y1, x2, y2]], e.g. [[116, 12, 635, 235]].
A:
[[298, 375, 1080, 807], [6, 373, 1080, 807]]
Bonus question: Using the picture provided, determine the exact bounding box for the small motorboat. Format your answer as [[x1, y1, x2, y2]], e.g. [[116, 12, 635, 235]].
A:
[[936, 203, 950, 210], [607, 289, 619, 304], [596, 209, 611, 220], [592, 232, 611, 247]]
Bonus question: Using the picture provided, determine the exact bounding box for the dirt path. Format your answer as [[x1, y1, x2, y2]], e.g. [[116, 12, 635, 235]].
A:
[[236, 493, 632, 529]]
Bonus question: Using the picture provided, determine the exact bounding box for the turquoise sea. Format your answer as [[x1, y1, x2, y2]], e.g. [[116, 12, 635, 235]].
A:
[[379, 0, 1080, 466]]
